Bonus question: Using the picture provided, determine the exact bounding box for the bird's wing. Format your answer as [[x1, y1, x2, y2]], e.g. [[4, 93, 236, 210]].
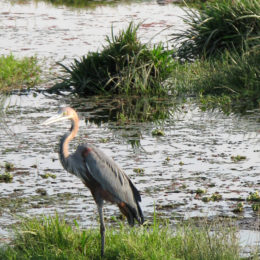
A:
[[84, 145, 141, 205]]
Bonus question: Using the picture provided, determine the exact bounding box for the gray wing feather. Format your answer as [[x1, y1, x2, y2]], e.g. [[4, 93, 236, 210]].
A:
[[84, 145, 139, 207]]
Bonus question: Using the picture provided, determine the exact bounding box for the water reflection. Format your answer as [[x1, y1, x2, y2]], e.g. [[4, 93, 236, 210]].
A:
[[70, 96, 181, 124], [66, 95, 183, 148], [35, 0, 148, 9]]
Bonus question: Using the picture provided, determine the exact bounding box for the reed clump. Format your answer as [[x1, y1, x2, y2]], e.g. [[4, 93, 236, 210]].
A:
[[49, 22, 175, 96], [171, 0, 260, 112], [172, 0, 260, 60]]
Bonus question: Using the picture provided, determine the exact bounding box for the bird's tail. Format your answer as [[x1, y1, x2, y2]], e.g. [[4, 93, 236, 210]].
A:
[[118, 202, 144, 226], [128, 179, 144, 225], [136, 201, 144, 225]]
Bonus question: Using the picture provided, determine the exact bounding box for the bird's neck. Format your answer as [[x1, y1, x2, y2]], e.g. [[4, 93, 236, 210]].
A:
[[59, 119, 79, 161]]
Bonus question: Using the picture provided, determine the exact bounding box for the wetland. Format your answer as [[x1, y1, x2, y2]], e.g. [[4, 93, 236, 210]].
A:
[[0, 0, 259, 257]]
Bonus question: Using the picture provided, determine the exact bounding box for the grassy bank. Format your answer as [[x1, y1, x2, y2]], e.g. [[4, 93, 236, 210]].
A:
[[0, 54, 41, 93], [173, 47, 260, 112], [0, 214, 249, 260], [171, 0, 260, 112]]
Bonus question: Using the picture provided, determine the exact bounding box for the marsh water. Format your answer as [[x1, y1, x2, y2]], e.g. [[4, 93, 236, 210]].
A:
[[0, 0, 259, 252]]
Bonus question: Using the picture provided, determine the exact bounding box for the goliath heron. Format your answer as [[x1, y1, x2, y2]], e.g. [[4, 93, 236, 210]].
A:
[[42, 107, 144, 257]]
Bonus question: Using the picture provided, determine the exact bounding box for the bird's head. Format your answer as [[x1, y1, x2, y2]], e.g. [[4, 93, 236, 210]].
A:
[[42, 107, 78, 126]]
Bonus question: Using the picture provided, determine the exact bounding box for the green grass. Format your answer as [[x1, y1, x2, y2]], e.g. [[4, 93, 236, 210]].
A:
[[172, 0, 260, 60], [170, 0, 260, 113], [172, 47, 260, 112], [0, 54, 41, 93], [49, 22, 175, 96], [0, 214, 247, 260]]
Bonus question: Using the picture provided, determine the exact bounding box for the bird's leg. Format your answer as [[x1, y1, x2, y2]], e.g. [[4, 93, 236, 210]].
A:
[[98, 204, 105, 257]]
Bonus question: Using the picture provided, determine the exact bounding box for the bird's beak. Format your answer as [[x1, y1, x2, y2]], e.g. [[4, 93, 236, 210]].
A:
[[41, 113, 72, 126]]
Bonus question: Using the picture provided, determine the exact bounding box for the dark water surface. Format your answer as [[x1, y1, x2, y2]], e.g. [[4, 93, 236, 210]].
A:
[[0, 0, 259, 253]]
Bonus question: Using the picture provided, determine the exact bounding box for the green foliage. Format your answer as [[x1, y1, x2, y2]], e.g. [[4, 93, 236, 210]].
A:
[[232, 202, 244, 213], [0, 54, 41, 92], [202, 193, 222, 202], [172, 0, 260, 60], [133, 168, 145, 174], [0, 214, 241, 260], [197, 48, 260, 110], [152, 129, 165, 136], [173, 47, 260, 112], [247, 192, 260, 213], [49, 22, 175, 96], [252, 203, 260, 212], [0, 172, 13, 183], [196, 188, 206, 195], [211, 192, 222, 202], [4, 162, 15, 171], [247, 191, 260, 202], [202, 196, 211, 202], [40, 172, 57, 179], [231, 155, 247, 162]]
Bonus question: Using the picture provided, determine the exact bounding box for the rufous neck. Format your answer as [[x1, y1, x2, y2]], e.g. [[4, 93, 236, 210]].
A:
[[61, 118, 79, 159]]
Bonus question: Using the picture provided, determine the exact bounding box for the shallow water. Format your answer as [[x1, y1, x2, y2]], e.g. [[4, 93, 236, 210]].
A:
[[0, 93, 259, 250], [0, 0, 187, 68], [0, 0, 259, 253]]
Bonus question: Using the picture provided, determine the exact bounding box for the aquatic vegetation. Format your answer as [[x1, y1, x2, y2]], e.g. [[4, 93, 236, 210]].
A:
[[49, 22, 175, 96], [80, 96, 180, 125], [181, 184, 187, 189], [0, 54, 41, 93], [196, 188, 206, 195], [0, 214, 241, 260], [247, 192, 260, 212], [173, 48, 260, 112], [247, 191, 260, 202], [40, 172, 57, 179], [201, 192, 223, 202], [36, 188, 47, 196], [4, 162, 15, 171], [232, 202, 244, 213], [198, 95, 232, 114], [231, 155, 247, 162], [202, 196, 211, 203], [152, 129, 165, 136], [0, 172, 13, 183], [133, 168, 145, 174], [99, 137, 110, 143], [252, 203, 260, 212], [172, 0, 260, 60], [211, 192, 222, 201], [172, 0, 260, 111]]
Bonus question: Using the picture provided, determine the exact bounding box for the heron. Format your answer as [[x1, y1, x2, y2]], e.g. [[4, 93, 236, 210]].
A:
[[42, 107, 144, 257]]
